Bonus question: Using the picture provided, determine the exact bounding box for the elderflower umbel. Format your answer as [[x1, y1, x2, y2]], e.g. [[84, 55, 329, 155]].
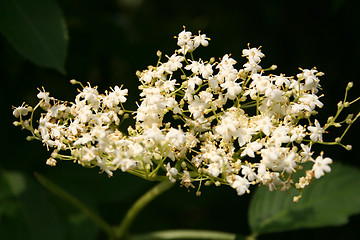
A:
[[14, 28, 359, 199]]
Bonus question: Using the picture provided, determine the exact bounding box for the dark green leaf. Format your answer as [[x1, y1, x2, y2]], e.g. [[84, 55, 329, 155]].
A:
[[0, 171, 65, 240], [0, 0, 68, 73], [248, 163, 360, 236]]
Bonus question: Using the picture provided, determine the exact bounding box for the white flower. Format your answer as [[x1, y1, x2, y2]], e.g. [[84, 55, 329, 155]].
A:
[[96, 156, 115, 176], [166, 128, 186, 149], [251, 115, 273, 136], [166, 163, 178, 182], [273, 74, 290, 87], [297, 68, 321, 93], [228, 175, 250, 195], [177, 29, 192, 47], [241, 164, 257, 181], [187, 76, 202, 91], [185, 60, 203, 74], [180, 170, 194, 188], [283, 151, 297, 174], [308, 119, 324, 142], [37, 88, 51, 104], [207, 163, 221, 177], [241, 141, 263, 158], [199, 63, 213, 79], [193, 33, 209, 48], [242, 47, 265, 64], [188, 96, 209, 119], [300, 144, 313, 162], [13, 104, 30, 118], [269, 126, 290, 147], [220, 80, 242, 100], [312, 152, 332, 179], [164, 54, 184, 73], [110, 86, 128, 104], [74, 133, 93, 146], [298, 93, 323, 110]]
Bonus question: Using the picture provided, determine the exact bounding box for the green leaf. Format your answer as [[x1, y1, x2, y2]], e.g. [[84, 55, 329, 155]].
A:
[[0, 171, 65, 240], [248, 163, 360, 236], [0, 0, 68, 74]]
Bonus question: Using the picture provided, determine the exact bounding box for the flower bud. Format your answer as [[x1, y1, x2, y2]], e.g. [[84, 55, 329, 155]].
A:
[[46, 157, 57, 166], [293, 195, 302, 202], [270, 65, 277, 70], [337, 101, 343, 108], [181, 161, 187, 168], [157, 50, 162, 57], [26, 136, 37, 141], [51, 151, 58, 158], [347, 82, 353, 90], [204, 181, 212, 186], [346, 118, 352, 124], [13, 121, 21, 126], [345, 145, 352, 150], [327, 116, 334, 123], [70, 79, 78, 85]]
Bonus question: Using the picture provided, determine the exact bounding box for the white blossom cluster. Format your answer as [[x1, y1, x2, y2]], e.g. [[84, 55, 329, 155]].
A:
[[13, 28, 359, 200]]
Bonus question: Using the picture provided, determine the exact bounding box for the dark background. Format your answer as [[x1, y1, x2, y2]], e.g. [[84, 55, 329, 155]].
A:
[[1, 0, 360, 239]]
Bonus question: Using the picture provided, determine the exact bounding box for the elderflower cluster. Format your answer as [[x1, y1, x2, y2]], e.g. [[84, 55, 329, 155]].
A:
[[13, 28, 359, 199]]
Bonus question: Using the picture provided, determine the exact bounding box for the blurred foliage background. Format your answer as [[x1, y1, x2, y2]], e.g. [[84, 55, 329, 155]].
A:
[[1, 0, 360, 239]]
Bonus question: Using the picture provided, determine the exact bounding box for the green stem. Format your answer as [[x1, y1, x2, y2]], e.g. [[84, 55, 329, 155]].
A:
[[128, 229, 238, 240], [114, 181, 174, 239], [34, 172, 114, 238]]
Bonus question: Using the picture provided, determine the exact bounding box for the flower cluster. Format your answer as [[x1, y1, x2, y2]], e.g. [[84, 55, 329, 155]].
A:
[[14, 28, 359, 200]]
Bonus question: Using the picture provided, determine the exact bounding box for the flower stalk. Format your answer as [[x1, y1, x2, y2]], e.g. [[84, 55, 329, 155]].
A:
[[114, 181, 174, 239]]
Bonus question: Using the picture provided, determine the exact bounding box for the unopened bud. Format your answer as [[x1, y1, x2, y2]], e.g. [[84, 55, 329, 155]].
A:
[[51, 151, 58, 158], [157, 50, 162, 57], [123, 113, 130, 119], [337, 101, 343, 108], [344, 102, 350, 107], [293, 195, 302, 203], [346, 118, 352, 124], [196, 191, 201, 196], [173, 115, 182, 120], [327, 116, 334, 123], [215, 181, 221, 187], [345, 145, 352, 150], [270, 65, 277, 70], [26, 136, 37, 141], [13, 121, 21, 126], [335, 137, 341, 143], [209, 57, 215, 64], [181, 161, 187, 168], [204, 181, 212, 186], [347, 82, 353, 90], [70, 79, 78, 85], [46, 157, 57, 166]]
